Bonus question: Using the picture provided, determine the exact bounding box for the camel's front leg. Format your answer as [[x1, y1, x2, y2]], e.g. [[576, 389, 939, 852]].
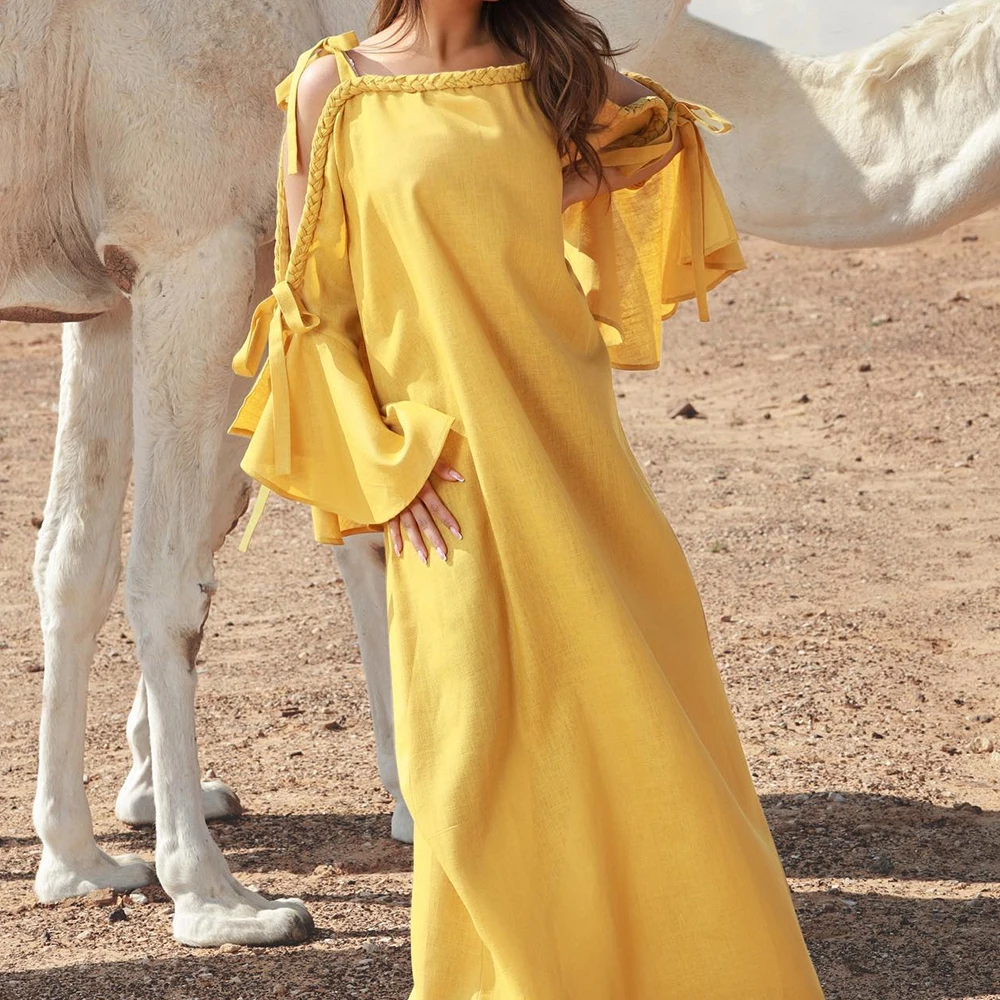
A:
[[33, 310, 155, 901], [335, 533, 413, 843], [125, 229, 311, 947], [115, 677, 243, 826]]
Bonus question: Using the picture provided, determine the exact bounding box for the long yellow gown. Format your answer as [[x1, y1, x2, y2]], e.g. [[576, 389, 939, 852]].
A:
[[231, 31, 824, 1000]]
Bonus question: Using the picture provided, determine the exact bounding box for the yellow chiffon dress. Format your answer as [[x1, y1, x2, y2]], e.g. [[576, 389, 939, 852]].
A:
[[231, 31, 824, 1000]]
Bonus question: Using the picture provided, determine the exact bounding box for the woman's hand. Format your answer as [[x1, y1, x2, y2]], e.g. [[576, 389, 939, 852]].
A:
[[561, 131, 683, 212], [387, 459, 464, 563]]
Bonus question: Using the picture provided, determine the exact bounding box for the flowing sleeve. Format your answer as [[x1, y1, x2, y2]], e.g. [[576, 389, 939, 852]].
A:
[[562, 73, 746, 370], [228, 35, 455, 547]]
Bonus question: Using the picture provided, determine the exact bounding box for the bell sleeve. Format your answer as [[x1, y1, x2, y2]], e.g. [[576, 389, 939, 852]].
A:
[[229, 39, 455, 547], [562, 74, 746, 370]]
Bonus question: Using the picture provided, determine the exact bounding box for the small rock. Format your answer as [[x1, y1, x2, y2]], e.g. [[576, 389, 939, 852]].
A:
[[218, 942, 241, 954], [204, 768, 217, 780], [795, 393, 811, 404], [108, 906, 127, 923], [84, 889, 117, 908], [23, 660, 43, 674], [870, 314, 892, 327], [970, 736, 995, 754], [953, 801, 983, 814], [950, 291, 972, 302], [721, 615, 734, 623], [129, 892, 148, 906], [75, 929, 93, 941], [30, 514, 44, 529], [858, 362, 872, 372], [763, 645, 778, 656], [962, 234, 979, 242], [671, 401, 701, 420]]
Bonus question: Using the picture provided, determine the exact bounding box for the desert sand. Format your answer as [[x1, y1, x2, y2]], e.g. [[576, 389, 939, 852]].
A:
[[1, 212, 999, 999]]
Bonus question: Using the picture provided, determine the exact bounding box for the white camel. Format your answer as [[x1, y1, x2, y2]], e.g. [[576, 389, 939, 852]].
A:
[[2, 0, 997, 948], [665, 1, 1000, 247]]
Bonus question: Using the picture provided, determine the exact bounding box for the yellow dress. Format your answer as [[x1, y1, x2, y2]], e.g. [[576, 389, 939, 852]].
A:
[[231, 32, 824, 1000]]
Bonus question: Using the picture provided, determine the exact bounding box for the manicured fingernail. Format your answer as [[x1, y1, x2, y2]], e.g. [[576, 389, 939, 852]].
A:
[[394, 544, 402, 556], [450, 527, 462, 539], [436, 547, 447, 562], [451, 471, 465, 482], [419, 550, 428, 565]]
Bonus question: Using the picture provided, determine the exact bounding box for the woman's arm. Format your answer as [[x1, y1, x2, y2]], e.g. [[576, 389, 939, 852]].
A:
[[607, 69, 657, 108], [283, 55, 463, 562], [283, 55, 341, 238], [562, 68, 683, 212]]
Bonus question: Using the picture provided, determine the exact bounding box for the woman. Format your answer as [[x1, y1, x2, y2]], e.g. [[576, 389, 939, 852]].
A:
[[231, 1, 824, 996]]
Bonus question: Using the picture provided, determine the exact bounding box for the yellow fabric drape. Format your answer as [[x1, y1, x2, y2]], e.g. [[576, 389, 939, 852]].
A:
[[227, 31, 824, 1000], [229, 32, 455, 547], [563, 75, 746, 370]]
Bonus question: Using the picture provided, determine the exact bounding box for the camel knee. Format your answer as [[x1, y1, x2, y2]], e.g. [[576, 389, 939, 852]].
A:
[[125, 563, 215, 676], [33, 514, 122, 640]]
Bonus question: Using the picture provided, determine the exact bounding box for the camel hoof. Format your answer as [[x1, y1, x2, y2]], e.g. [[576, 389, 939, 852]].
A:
[[202, 779, 244, 821], [391, 801, 414, 844], [116, 778, 242, 826], [172, 892, 314, 948], [35, 848, 155, 903]]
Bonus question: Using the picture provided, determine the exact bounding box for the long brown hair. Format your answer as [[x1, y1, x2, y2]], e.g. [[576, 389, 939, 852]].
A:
[[371, 0, 625, 178]]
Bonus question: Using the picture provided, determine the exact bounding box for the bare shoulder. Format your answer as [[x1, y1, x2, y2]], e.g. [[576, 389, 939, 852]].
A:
[[605, 66, 656, 108], [295, 53, 341, 128]]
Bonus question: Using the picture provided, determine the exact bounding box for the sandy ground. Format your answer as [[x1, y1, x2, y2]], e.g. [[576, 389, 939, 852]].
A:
[[1, 211, 999, 1000]]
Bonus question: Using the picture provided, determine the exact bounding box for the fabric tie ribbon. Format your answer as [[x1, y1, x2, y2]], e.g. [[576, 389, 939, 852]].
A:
[[231, 279, 319, 552], [232, 279, 319, 478], [599, 99, 732, 324], [275, 31, 359, 174]]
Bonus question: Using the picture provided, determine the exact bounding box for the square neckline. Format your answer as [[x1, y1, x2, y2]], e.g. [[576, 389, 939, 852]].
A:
[[342, 45, 529, 84]]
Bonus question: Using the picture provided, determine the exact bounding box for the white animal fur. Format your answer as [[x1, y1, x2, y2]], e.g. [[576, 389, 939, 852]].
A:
[[2, 0, 996, 947], [658, 3, 1000, 247]]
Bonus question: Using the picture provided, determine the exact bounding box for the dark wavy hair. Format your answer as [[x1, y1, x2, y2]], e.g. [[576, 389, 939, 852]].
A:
[[371, 0, 625, 178]]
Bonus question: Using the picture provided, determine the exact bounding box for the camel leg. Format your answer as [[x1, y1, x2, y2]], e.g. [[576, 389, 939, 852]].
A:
[[33, 311, 156, 902], [334, 533, 413, 843], [115, 677, 244, 826], [116, 251, 264, 831], [126, 229, 311, 947]]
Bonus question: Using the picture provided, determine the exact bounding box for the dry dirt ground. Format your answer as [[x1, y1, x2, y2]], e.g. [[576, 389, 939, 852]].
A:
[[1, 211, 999, 1000]]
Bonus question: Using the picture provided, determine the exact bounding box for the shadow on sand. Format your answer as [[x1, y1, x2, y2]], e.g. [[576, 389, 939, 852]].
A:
[[5, 793, 1000, 998]]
